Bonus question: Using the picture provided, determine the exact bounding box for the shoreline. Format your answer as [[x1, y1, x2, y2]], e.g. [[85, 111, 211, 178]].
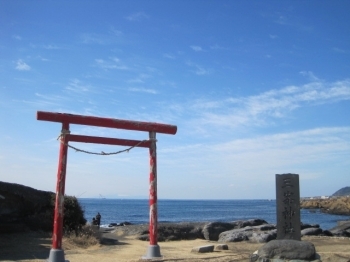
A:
[[1, 228, 350, 262]]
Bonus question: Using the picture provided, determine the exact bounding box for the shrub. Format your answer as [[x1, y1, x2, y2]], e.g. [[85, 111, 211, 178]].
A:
[[49, 194, 87, 233]]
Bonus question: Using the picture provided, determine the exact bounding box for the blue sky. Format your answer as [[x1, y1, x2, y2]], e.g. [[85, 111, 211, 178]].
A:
[[1, 1, 349, 199]]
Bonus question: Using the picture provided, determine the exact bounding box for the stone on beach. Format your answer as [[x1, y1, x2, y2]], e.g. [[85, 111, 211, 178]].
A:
[[191, 245, 214, 253], [257, 239, 316, 260]]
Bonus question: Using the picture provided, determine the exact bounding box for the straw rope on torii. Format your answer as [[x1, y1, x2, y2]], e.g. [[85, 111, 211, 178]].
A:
[[57, 129, 153, 156]]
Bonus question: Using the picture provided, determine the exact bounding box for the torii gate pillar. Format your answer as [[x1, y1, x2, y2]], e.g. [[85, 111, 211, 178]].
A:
[[143, 131, 161, 258]]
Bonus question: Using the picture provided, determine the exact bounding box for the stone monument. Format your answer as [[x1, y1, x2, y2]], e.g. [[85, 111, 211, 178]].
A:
[[275, 173, 301, 240]]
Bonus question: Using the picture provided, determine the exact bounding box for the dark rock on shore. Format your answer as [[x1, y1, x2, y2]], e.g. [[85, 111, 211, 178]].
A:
[[329, 221, 350, 237], [202, 219, 268, 241], [113, 219, 350, 243], [137, 222, 205, 241]]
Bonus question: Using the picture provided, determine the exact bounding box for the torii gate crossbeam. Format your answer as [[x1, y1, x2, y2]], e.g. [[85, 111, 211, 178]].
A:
[[37, 111, 177, 262]]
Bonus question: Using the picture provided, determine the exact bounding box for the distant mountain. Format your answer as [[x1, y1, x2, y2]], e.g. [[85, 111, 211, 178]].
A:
[[332, 186, 350, 196]]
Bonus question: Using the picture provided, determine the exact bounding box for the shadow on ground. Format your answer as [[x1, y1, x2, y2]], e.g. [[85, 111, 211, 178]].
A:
[[0, 231, 51, 260]]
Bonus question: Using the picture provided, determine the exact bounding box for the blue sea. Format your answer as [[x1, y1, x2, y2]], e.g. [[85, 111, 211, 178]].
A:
[[78, 199, 349, 230]]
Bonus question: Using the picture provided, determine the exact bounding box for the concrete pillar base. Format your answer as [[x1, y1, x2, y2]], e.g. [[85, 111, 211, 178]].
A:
[[47, 249, 69, 262], [142, 245, 162, 259]]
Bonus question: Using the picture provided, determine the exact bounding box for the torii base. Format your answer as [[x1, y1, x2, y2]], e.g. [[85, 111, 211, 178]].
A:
[[47, 249, 69, 262], [142, 245, 162, 260]]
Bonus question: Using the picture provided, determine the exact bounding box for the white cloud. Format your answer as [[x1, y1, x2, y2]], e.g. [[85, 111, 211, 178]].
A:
[[95, 58, 129, 70], [65, 79, 91, 93], [332, 47, 348, 53], [210, 44, 228, 50], [163, 53, 176, 59], [202, 80, 350, 128], [186, 61, 211, 75], [172, 78, 350, 132], [126, 12, 149, 21], [15, 59, 31, 71], [128, 87, 157, 94], [43, 44, 62, 50], [12, 35, 22, 40], [190, 45, 204, 52], [299, 71, 319, 81]]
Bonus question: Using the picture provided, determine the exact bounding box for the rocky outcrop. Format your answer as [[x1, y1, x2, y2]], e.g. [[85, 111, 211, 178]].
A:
[[136, 222, 205, 241], [0, 181, 54, 232], [202, 219, 268, 241], [115, 220, 350, 243], [0, 181, 86, 233], [300, 196, 350, 215]]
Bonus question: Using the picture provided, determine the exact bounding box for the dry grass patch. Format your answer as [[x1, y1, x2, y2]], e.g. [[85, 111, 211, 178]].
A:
[[63, 225, 101, 248]]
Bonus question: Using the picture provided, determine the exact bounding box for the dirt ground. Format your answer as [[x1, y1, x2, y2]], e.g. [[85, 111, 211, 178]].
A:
[[0, 230, 350, 262]]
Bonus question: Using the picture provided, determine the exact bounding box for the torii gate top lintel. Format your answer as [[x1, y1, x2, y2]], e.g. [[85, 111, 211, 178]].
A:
[[37, 111, 177, 135]]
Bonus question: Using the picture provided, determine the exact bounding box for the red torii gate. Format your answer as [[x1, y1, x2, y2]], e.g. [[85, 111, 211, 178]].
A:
[[37, 111, 177, 262]]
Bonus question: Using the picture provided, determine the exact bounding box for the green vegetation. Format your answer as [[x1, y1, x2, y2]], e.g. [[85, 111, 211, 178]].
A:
[[61, 195, 87, 232]]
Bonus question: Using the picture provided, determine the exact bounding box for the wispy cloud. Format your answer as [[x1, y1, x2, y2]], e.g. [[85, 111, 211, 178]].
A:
[[80, 31, 122, 45], [210, 44, 228, 50], [128, 87, 157, 94], [12, 35, 22, 40], [209, 126, 350, 179], [43, 44, 62, 50], [299, 71, 319, 81], [95, 58, 129, 70], [65, 79, 91, 93], [274, 15, 313, 31], [175, 78, 350, 131], [163, 53, 176, 59], [333, 47, 348, 54], [127, 73, 152, 84], [126, 12, 149, 21], [190, 45, 204, 52], [15, 59, 31, 71], [186, 61, 211, 75]]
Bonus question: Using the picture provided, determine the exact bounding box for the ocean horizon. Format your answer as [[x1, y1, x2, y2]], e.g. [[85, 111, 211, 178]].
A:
[[78, 198, 348, 230]]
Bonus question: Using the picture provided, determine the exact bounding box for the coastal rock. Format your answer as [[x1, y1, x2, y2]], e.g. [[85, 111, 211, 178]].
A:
[[301, 223, 320, 229], [301, 227, 323, 236], [202, 222, 235, 241], [329, 221, 350, 237], [218, 224, 277, 243], [250, 229, 277, 243], [300, 196, 350, 215], [233, 218, 268, 228], [137, 222, 204, 241], [257, 239, 316, 260], [118, 219, 330, 243], [218, 227, 253, 242]]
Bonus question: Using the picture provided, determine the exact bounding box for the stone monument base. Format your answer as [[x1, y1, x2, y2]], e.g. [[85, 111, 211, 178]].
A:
[[250, 239, 320, 262]]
